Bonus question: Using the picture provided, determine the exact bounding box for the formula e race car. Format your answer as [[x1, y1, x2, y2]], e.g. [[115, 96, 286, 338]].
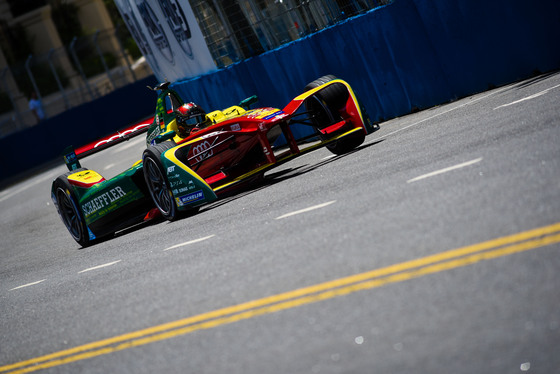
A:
[[51, 75, 378, 247]]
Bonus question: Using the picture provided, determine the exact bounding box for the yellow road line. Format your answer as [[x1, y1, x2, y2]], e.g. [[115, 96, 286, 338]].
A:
[[3, 223, 560, 374]]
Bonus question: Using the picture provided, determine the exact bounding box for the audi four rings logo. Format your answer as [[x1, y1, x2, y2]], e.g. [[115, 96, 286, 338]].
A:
[[192, 141, 213, 163]]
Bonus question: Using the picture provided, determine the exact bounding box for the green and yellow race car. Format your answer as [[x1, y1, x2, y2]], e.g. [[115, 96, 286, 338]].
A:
[[51, 75, 378, 247]]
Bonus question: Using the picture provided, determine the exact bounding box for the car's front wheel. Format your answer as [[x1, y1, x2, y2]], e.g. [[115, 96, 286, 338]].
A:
[[142, 142, 178, 221], [304, 75, 365, 155]]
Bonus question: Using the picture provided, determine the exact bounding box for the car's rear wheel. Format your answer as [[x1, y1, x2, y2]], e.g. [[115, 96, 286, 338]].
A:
[[304, 75, 365, 155], [143, 141, 178, 221], [52, 176, 90, 247]]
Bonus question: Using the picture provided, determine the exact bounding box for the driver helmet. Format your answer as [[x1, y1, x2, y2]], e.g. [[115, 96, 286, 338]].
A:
[[175, 102, 208, 136]]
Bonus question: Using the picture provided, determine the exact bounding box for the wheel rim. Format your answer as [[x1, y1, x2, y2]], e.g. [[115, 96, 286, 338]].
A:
[[56, 187, 83, 241], [308, 96, 335, 132], [145, 157, 173, 215]]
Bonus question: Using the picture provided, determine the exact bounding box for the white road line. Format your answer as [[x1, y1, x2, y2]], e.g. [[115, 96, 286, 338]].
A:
[[494, 92, 546, 109], [163, 235, 215, 251], [103, 163, 115, 171], [9, 279, 46, 291], [0, 173, 58, 203], [322, 155, 337, 161], [276, 201, 336, 220], [494, 83, 560, 110], [373, 86, 511, 142], [78, 260, 121, 273], [407, 158, 483, 183], [111, 136, 146, 153]]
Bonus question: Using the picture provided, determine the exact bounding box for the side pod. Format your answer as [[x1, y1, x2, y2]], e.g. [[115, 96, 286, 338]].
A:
[[160, 146, 218, 210]]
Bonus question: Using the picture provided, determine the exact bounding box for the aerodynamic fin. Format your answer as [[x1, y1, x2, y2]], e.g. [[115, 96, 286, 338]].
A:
[[62, 146, 81, 171]]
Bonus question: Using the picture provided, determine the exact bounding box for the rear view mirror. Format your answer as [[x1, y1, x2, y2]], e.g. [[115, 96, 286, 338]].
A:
[[239, 95, 258, 109]]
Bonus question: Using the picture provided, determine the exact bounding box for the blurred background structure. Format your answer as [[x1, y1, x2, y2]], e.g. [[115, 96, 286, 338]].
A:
[[0, 0, 152, 137], [0, 0, 390, 138]]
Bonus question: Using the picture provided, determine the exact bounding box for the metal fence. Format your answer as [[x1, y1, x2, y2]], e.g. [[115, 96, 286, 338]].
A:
[[0, 28, 152, 138], [191, 0, 392, 68]]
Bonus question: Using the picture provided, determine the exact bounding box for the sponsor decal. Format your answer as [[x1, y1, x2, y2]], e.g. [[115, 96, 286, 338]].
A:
[[88, 227, 97, 240], [158, 0, 194, 60], [167, 165, 176, 173], [200, 131, 224, 139], [68, 170, 105, 188], [192, 140, 213, 163], [247, 108, 281, 120], [247, 109, 265, 119], [64, 152, 77, 165], [147, 122, 162, 145], [136, 0, 174, 64], [262, 111, 283, 120], [170, 179, 196, 190], [81, 186, 127, 217], [93, 123, 150, 149], [179, 181, 196, 193], [177, 190, 204, 206], [114, 0, 215, 84], [173, 182, 196, 195], [168, 172, 182, 187], [230, 123, 241, 131]]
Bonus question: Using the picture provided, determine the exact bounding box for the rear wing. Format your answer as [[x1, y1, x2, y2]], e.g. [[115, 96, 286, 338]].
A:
[[74, 118, 152, 158]]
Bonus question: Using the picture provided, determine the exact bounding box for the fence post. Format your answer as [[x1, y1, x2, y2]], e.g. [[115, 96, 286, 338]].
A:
[[69, 36, 95, 100], [210, 0, 245, 59], [115, 25, 137, 82], [243, 0, 275, 49], [0, 67, 24, 129], [93, 30, 115, 90], [323, 0, 342, 24], [48, 49, 71, 110], [25, 55, 41, 101], [25, 54, 48, 121], [283, 0, 308, 36]]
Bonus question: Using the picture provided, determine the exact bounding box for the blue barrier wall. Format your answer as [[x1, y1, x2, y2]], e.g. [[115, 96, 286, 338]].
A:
[[1, 0, 559, 183], [172, 0, 560, 124], [0, 76, 158, 183]]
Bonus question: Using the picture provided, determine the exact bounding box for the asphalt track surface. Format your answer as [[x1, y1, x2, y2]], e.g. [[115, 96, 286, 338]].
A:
[[1, 72, 559, 374]]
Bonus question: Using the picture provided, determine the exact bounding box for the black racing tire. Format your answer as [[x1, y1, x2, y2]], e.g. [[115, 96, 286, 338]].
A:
[[304, 75, 364, 155], [324, 130, 365, 155], [52, 173, 90, 247], [142, 141, 178, 221], [304, 75, 343, 132], [304, 75, 348, 110]]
